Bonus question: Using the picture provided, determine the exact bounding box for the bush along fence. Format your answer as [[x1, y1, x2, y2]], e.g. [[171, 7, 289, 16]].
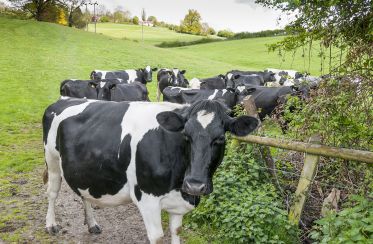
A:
[[235, 96, 373, 225]]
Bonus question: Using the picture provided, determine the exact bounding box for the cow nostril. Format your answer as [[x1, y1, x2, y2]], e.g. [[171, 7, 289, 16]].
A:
[[184, 181, 207, 195]]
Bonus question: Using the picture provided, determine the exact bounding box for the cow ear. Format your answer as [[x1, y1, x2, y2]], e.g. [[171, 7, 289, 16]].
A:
[[180, 70, 186, 74], [157, 111, 186, 132], [152, 68, 158, 71], [226, 116, 259, 136]]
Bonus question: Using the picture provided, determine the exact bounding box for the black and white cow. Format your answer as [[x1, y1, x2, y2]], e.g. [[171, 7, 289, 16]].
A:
[[265, 68, 305, 86], [225, 74, 264, 90], [90, 66, 157, 84], [43, 98, 258, 243], [156, 68, 188, 101], [235, 85, 297, 120], [163, 87, 237, 109], [60, 79, 122, 99], [199, 75, 226, 90], [226, 70, 276, 84], [100, 81, 150, 102]]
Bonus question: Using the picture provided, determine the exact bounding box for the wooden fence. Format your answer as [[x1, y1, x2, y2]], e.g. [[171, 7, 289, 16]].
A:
[[235, 96, 373, 225]]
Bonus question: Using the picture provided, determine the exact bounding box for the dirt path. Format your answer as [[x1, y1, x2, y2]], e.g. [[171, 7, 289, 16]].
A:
[[1, 167, 173, 243]]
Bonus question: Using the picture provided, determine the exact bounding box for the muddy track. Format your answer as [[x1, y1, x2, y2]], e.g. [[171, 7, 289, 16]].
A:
[[1, 167, 174, 243]]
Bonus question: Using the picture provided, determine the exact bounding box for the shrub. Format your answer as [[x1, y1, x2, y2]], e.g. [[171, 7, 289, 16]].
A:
[[217, 29, 234, 38], [100, 15, 110, 23], [186, 142, 299, 243], [310, 194, 373, 243], [132, 16, 139, 25]]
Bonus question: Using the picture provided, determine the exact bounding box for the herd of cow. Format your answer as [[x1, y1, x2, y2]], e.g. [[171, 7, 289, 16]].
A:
[[44, 65, 320, 244]]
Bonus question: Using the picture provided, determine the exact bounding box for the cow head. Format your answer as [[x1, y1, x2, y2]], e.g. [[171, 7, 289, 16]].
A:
[[156, 100, 259, 196], [235, 86, 257, 104], [263, 71, 276, 82], [225, 73, 241, 90], [141, 66, 158, 82], [97, 79, 121, 100], [168, 68, 188, 87]]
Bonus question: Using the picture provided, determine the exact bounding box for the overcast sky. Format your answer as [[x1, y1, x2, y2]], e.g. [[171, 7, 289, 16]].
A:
[[93, 0, 289, 32]]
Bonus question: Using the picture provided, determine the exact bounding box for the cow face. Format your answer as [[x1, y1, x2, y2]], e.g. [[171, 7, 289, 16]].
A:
[[142, 66, 157, 82], [157, 100, 258, 196], [263, 71, 276, 82], [168, 69, 188, 87], [225, 73, 241, 90]]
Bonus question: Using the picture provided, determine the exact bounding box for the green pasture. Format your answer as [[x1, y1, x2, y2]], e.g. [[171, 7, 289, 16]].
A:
[[88, 22, 215, 45], [0, 16, 326, 242]]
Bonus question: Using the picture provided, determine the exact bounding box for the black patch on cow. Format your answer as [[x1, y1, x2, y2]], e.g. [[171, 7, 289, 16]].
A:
[[42, 98, 88, 144], [56, 101, 131, 198], [134, 184, 142, 201], [136, 128, 189, 197], [181, 191, 200, 206]]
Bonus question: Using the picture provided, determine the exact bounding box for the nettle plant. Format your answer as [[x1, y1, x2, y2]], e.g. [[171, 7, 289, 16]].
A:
[[310, 194, 373, 243], [186, 143, 299, 243]]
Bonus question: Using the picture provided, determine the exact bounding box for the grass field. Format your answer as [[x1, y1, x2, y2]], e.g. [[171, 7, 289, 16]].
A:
[[0, 17, 327, 242], [88, 22, 215, 45]]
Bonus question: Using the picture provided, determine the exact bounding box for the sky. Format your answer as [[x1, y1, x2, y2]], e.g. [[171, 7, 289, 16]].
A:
[[93, 0, 290, 32]]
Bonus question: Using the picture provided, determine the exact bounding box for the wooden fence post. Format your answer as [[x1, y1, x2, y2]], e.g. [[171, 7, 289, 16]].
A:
[[289, 134, 321, 225]]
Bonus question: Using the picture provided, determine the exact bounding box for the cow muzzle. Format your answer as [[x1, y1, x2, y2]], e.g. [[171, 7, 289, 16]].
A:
[[182, 180, 207, 196]]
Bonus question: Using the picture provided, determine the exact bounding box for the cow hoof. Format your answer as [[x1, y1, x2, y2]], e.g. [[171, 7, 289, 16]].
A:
[[88, 225, 102, 234], [45, 225, 62, 235]]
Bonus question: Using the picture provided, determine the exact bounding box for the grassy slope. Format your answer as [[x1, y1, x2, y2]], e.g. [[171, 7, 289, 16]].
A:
[[88, 22, 213, 45]]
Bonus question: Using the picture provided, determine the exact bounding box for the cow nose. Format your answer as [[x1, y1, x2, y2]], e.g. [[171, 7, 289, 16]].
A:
[[183, 181, 206, 196]]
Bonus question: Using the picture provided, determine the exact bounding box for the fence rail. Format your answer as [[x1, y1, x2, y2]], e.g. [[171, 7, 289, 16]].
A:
[[234, 135, 373, 164]]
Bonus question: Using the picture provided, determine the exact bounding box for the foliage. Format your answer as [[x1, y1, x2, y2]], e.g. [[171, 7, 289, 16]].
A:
[[255, 0, 373, 76], [180, 9, 202, 35], [147, 15, 157, 25], [99, 15, 109, 23], [230, 29, 286, 40], [156, 38, 222, 48], [8, 0, 54, 21], [186, 142, 299, 243], [310, 194, 373, 243], [56, 7, 67, 25], [217, 29, 234, 38], [132, 16, 139, 25]]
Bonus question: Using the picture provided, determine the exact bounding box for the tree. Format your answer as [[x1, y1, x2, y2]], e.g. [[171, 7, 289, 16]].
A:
[[56, 0, 86, 27], [217, 29, 234, 38], [132, 16, 139, 25], [180, 9, 202, 35], [8, 0, 54, 21], [255, 0, 372, 75], [147, 15, 157, 26]]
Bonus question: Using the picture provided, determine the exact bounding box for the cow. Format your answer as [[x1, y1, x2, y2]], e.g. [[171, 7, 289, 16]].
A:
[[226, 70, 276, 84], [42, 98, 259, 244], [100, 81, 150, 102], [225, 74, 264, 90], [156, 68, 188, 101], [60, 79, 122, 99], [199, 75, 226, 90], [90, 66, 158, 84], [163, 87, 237, 109], [265, 68, 306, 86], [235, 85, 298, 121], [189, 78, 202, 89]]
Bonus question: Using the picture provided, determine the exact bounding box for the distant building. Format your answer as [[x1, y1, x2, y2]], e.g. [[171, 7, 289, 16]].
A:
[[139, 20, 154, 27]]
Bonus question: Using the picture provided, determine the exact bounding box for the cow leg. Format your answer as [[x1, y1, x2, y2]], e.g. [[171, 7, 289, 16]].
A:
[[82, 198, 102, 234], [45, 159, 62, 234], [169, 214, 183, 244], [137, 197, 164, 244]]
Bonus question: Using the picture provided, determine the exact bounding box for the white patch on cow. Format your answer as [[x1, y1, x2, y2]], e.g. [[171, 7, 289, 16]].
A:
[[207, 90, 219, 100], [222, 89, 228, 96], [145, 66, 151, 72], [283, 79, 294, 86], [237, 86, 246, 93], [160, 190, 195, 215], [172, 68, 179, 78], [227, 73, 233, 80], [196, 110, 215, 129], [60, 96, 69, 100], [189, 78, 201, 89], [170, 86, 192, 91], [78, 187, 131, 207], [99, 81, 106, 88], [126, 69, 137, 83], [116, 78, 124, 83]]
